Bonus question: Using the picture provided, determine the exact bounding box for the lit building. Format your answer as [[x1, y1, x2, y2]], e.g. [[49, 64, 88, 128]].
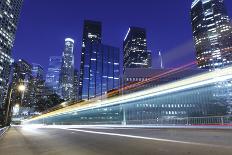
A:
[[0, 0, 23, 125], [32, 63, 44, 80], [73, 69, 79, 101], [31, 63, 45, 106], [191, 0, 232, 69], [60, 38, 75, 101], [45, 56, 62, 95], [11, 59, 34, 115], [81, 43, 120, 100], [79, 20, 102, 100], [123, 27, 151, 70]]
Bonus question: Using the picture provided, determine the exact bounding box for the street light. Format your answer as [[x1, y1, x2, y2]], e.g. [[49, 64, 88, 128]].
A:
[[18, 85, 26, 92], [13, 104, 20, 116], [4, 84, 26, 126]]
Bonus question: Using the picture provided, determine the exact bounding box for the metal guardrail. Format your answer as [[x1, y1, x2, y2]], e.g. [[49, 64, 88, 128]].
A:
[[0, 127, 9, 138], [40, 116, 232, 127], [126, 116, 232, 126]]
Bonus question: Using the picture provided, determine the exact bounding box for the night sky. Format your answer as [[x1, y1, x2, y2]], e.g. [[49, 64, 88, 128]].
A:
[[13, 0, 232, 72]]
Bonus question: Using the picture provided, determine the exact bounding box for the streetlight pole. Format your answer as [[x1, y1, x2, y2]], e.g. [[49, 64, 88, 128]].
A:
[[4, 84, 26, 126], [4, 88, 13, 126]]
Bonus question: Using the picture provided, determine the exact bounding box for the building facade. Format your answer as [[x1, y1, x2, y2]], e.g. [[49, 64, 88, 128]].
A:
[[11, 59, 34, 115], [0, 0, 23, 125], [73, 69, 79, 101], [81, 43, 120, 100], [31, 63, 45, 107], [32, 63, 44, 80], [60, 38, 75, 101], [45, 56, 62, 95], [79, 20, 102, 100], [123, 27, 151, 70], [191, 0, 232, 69]]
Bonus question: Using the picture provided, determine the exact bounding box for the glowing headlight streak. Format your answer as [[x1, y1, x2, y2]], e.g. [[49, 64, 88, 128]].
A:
[[23, 66, 232, 124]]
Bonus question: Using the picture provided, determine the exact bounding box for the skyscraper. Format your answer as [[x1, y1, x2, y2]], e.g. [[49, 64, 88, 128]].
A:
[[0, 0, 23, 125], [191, 0, 232, 69], [81, 43, 120, 100], [45, 56, 62, 95], [73, 69, 79, 101], [32, 63, 44, 80], [31, 63, 45, 107], [60, 38, 75, 101], [79, 20, 102, 100], [123, 27, 151, 70], [11, 59, 34, 112]]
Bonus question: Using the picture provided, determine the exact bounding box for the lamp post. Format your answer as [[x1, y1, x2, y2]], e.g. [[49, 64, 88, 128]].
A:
[[4, 84, 26, 126]]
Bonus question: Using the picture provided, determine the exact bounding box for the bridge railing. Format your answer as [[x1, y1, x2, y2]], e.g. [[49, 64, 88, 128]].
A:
[[126, 116, 232, 126], [41, 116, 232, 127]]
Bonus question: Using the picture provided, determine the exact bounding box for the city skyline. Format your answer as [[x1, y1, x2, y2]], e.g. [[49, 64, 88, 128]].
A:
[[13, 0, 232, 71]]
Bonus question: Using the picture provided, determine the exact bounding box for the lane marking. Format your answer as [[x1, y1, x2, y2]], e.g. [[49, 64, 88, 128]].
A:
[[59, 128, 230, 148]]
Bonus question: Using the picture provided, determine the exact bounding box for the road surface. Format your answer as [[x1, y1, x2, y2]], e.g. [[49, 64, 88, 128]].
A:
[[0, 126, 231, 155]]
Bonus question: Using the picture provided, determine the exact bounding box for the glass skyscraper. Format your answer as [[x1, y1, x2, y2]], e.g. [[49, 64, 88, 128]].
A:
[[73, 69, 79, 101], [79, 20, 102, 100], [0, 0, 23, 125], [60, 38, 75, 101], [191, 0, 232, 69], [123, 27, 151, 70], [32, 63, 44, 80], [81, 43, 120, 100], [45, 56, 62, 95]]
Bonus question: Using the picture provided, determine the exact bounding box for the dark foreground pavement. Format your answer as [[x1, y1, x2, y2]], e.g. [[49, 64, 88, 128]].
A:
[[0, 126, 232, 155]]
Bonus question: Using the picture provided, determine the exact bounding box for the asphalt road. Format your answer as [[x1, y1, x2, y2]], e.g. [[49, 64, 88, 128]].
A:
[[0, 126, 232, 155]]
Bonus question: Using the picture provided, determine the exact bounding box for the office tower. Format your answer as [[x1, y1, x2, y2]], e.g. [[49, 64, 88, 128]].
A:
[[11, 59, 34, 112], [79, 20, 102, 100], [191, 0, 232, 69], [60, 38, 75, 101], [81, 43, 120, 100], [147, 50, 152, 68], [0, 0, 23, 125], [31, 63, 45, 106], [73, 69, 79, 101], [123, 27, 151, 70], [32, 63, 44, 80], [45, 56, 62, 95]]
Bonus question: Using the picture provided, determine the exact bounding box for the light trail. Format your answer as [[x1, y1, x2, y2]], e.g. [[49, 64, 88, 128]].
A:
[[23, 65, 232, 123], [108, 61, 197, 97]]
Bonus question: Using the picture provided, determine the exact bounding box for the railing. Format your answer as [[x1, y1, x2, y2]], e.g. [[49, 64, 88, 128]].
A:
[[0, 127, 8, 137], [126, 116, 232, 126], [40, 116, 232, 127]]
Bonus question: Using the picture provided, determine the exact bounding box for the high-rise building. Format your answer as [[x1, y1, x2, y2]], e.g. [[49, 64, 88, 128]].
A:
[[123, 27, 151, 70], [79, 20, 102, 100], [73, 69, 79, 101], [32, 63, 44, 80], [45, 56, 62, 95], [191, 0, 232, 69], [81, 43, 120, 100], [60, 38, 75, 101], [31, 63, 45, 107], [11, 59, 34, 113], [0, 0, 23, 125]]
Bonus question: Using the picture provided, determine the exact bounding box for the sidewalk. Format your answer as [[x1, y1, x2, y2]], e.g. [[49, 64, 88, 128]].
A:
[[0, 127, 35, 155]]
